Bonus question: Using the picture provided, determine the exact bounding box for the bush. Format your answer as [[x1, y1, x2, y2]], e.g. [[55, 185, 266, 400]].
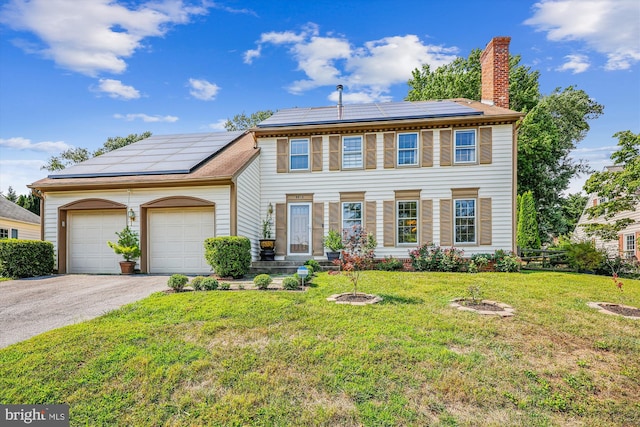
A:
[[218, 282, 231, 290], [168, 274, 188, 291], [560, 240, 605, 272], [201, 277, 219, 290], [377, 256, 404, 271], [409, 243, 467, 272], [191, 276, 205, 291], [0, 239, 54, 278], [204, 236, 251, 278], [493, 250, 521, 272], [304, 259, 321, 272], [253, 274, 272, 290], [282, 276, 300, 290]]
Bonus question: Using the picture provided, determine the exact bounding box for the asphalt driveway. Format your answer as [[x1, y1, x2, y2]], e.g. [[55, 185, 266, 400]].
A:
[[0, 275, 169, 348]]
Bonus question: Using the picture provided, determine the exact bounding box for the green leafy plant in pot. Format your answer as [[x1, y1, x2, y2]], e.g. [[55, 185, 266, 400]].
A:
[[323, 229, 344, 261], [107, 226, 141, 274], [259, 203, 276, 260]]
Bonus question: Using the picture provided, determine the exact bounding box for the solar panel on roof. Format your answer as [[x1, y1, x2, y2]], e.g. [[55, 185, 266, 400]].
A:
[[48, 131, 244, 179]]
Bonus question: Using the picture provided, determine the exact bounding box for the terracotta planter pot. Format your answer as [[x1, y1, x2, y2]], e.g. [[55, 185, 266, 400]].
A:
[[119, 261, 136, 274]]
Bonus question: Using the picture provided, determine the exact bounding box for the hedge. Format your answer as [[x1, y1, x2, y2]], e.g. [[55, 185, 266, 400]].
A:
[[0, 239, 55, 278], [204, 236, 251, 279]]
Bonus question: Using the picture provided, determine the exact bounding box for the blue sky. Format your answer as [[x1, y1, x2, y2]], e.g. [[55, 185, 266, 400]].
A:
[[1, 0, 639, 196]]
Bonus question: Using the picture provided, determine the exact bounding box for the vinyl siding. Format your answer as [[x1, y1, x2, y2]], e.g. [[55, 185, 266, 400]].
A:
[[0, 218, 41, 240], [236, 156, 261, 259]]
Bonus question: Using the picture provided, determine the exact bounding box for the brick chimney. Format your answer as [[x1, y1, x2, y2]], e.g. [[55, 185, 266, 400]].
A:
[[480, 36, 511, 109]]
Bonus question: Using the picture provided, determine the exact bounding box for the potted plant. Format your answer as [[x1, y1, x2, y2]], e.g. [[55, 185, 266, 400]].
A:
[[107, 226, 141, 274], [259, 203, 276, 261], [323, 229, 344, 261]]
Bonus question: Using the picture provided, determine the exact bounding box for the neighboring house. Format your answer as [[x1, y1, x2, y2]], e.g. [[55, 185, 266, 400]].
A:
[[0, 195, 41, 240], [30, 37, 522, 274], [573, 166, 640, 260]]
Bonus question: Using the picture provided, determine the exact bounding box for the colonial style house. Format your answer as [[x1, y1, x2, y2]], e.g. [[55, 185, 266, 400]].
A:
[[29, 37, 523, 274], [573, 166, 640, 260], [0, 195, 41, 240]]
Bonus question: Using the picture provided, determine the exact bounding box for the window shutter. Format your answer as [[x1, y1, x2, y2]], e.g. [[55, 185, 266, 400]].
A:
[[479, 127, 492, 164], [636, 232, 640, 261], [479, 198, 492, 245], [384, 132, 395, 169], [421, 199, 433, 245], [440, 130, 452, 166], [277, 139, 289, 173], [329, 202, 340, 232], [365, 133, 377, 170], [366, 201, 376, 237], [329, 135, 340, 171], [593, 198, 598, 206], [383, 200, 395, 246], [440, 199, 452, 246], [312, 202, 324, 255], [618, 234, 624, 255], [312, 136, 323, 172], [421, 130, 433, 167], [275, 203, 286, 256]]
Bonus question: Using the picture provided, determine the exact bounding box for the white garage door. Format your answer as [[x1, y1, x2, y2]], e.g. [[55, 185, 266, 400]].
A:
[[148, 207, 215, 274], [68, 210, 126, 274]]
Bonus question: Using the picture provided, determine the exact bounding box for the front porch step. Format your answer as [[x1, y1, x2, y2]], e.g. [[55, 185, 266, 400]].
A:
[[250, 260, 339, 275]]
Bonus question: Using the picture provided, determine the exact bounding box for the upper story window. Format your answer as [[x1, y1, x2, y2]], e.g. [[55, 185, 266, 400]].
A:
[[397, 200, 418, 244], [454, 199, 476, 244], [398, 133, 418, 166], [290, 138, 309, 171], [342, 202, 363, 235], [0, 228, 8, 239], [342, 136, 363, 169], [454, 129, 476, 164]]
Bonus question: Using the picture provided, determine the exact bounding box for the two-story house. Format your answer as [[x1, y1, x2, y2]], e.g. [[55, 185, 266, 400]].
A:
[[29, 37, 523, 274]]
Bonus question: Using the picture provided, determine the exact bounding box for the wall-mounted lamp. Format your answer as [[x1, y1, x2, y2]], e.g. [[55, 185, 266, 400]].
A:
[[128, 208, 136, 222]]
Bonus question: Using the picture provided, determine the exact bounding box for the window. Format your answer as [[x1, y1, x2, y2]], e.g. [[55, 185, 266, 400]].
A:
[[342, 202, 362, 235], [11, 229, 18, 239], [398, 133, 418, 166], [0, 228, 8, 239], [454, 130, 476, 164], [455, 199, 476, 243], [397, 201, 418, 244], [342, 136, 363, 168], [290, 139, 309, 170], [624, 234, 636, 260]]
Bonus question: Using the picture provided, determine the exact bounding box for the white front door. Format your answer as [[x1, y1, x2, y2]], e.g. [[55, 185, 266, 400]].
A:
[[288, 203, 311, 256]]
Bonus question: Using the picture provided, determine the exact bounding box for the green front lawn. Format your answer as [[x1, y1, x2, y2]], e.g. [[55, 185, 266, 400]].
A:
[[1, 271, 639, 426]]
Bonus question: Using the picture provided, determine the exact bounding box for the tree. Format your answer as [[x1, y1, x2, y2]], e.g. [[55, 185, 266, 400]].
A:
[[407, 49, 603, 242], [4, 186, 17, 202], [42, 132, 151, 171], [16, 193, 40, 216], [517, 191, 541, 250], [581, 130, 640, 240], [224, 110, 274, 131], [559, 193, 588, 235]]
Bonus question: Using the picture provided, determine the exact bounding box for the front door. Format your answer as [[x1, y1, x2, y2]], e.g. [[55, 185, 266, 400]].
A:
[[288, 203, 311, 256]]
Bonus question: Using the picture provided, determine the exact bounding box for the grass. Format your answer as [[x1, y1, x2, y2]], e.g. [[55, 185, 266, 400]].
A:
[[1, 271, 639, 426]]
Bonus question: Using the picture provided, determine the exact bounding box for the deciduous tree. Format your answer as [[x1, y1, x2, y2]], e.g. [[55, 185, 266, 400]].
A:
[[224, 110, 274, 131]]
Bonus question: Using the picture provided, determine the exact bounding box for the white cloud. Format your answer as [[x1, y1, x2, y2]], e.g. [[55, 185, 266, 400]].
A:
[[113, 113, 178, 122], [244, 23, 459, 102], [207, 119, 227, 130], [0, 137, 71, 152], [188, 78, 220, 101], [525, 0, 640, 70], [0, 0, 209, 76], [557, 54, 590, 73], [96, 78, 141, 99], [0, 159, 47, 194]]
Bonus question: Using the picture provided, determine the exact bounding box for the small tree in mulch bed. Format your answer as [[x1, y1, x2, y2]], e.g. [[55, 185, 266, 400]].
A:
[[333, 225, 376, 296]]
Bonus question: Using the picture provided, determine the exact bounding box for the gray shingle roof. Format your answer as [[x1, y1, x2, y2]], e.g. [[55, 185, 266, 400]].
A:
[[0, 195, 40, 224]]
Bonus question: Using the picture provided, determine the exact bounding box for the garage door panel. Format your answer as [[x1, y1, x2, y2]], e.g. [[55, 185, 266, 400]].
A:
[[68, 210, 126, 274]]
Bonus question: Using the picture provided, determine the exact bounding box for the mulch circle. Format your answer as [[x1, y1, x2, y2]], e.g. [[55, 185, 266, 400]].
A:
[[326, 292, 383, 305], [450, 298, 515, 317], [587, 302, 640, 319]]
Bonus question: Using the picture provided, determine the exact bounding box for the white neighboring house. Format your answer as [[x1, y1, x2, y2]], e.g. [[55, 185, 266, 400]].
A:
[[0, 195, 41, 240], [573, 166, 640, 260], [29, 37, 523, 274]]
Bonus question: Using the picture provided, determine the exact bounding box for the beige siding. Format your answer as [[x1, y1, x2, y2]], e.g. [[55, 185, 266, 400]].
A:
[[0, 218, 40, 240], [236, 156, 261, 259]]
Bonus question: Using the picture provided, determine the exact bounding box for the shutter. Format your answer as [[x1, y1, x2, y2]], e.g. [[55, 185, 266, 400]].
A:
[[384, 132, 395, 169], [479, 198, 492, 245], [440, 130, 452, 166], [366, 201, 376, 237], [618, 234, 624, 255], [329, 135, 340, 171], [421, 199, 433, 245], [312, 136, 323, 172], [636, 232, 640, 261], [275, 203, 286, 256], [312, 202, 324, 256], [593, 198, 598, 206], [329, 202, 340, 232], [277, 138, 289, 173], [421, 130, 433, 167], [383, 200, 395, 247], [440, 199, 452, 246], [365, 133, 377, 170], [479, 127, 492, 164]]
